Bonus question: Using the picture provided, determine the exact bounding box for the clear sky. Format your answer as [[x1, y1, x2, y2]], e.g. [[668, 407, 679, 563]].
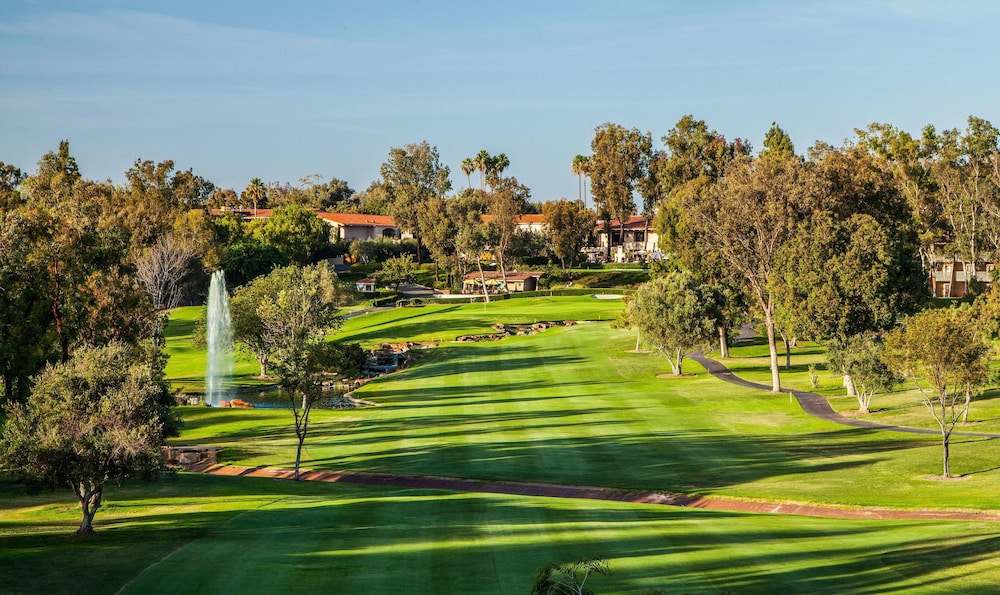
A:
[[2, 0, 998, 204]]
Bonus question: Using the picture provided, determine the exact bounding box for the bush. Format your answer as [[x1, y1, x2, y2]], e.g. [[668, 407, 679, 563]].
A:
[[349, 238, 418, 264]]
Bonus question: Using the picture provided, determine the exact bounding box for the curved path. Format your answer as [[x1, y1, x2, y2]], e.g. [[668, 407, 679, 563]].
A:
[[194, 463, 1000, 521], [688, 352, 1000, 439]]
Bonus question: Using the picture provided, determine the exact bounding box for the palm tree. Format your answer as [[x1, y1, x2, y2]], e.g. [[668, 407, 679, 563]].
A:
[[580, 155, 591, 205], [486, 152, 509, 188], [460, 158, 475, 189], [572, 154, 586, 200], [474, 150, 490, 191], [242, 177, 266, 216]]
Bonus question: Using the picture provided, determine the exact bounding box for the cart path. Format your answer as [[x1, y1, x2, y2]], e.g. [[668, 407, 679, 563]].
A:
[[687, 352, 1000, 439], [194, 463, 1000, 522]]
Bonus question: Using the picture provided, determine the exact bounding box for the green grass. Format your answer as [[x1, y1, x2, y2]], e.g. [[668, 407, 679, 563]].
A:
[[167, 323, 1000, 510], [334, 295, 625, 345], [3, 473, 1000, 594], [164, 306, 276, 395], [721, 337, 1000, 434], [9, 297, 1000, 593]]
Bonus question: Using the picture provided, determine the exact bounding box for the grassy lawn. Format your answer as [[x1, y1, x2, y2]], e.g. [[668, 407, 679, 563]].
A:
[[721, 337, 1000, 434], [334, 295, 625, 345], [8, 297, 1000, 593], [168, 322, 1000, 510], [164, 306, 275, 395], [3, 473, 999, 594]]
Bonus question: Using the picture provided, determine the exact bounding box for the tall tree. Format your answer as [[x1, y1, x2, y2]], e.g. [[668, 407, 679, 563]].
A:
[[247, 204, 330, 265], [542, 199, 595, 272], [380, 141, 452, 264], [0, 206, 51, 402], [418, 196, 458, 283], [242, 177, 267, 214], [485, 152, 510, 188], [1, 342, 175, 536], [759, 122, 797, 161], [134, 235, 197, 313], [589, 123, 653, 258], [0, 161, 25, 210], [856, 122, 943, 269], [771, 144, 926, 383], [652, 116, 752, 357], [170, 168, 215, 208], [254, 263, 356, 479], [20, 140, 80, 208], [684, 154, 813, 392], [931, 117, 1000, 294], [884, 307, 990, 478], [473, 150, 490, 191], [460, 158, 475, 190], [571, 154, 588, 202], [452, 194, 491, 301], [486, 176, 529, 287]]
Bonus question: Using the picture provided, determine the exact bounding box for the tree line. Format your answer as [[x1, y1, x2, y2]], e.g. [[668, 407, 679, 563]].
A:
[[609, 115, 1000, 479]]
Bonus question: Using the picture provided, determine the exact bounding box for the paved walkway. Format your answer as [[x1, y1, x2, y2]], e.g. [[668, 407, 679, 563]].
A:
[[688, 352, 1000, 439]]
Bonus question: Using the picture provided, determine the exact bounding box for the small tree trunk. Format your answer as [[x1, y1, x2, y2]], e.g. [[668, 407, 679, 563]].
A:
[[74, 484, 102, 537], [676, 349, 684, 375], [857, 389, 870, 414], [498, 246, 508, 291], [844, 373, 856, 397], [293, 392, 310, 481], [718, 325, 730, 358], [259, 358, 268, 378], [763, 303, 781, 393], [294, 436, 305, 481], [962, 385, 972, 424], [942, 433, 951, 478], [783, 335, 792, 369], [635, 331, 641, 351]]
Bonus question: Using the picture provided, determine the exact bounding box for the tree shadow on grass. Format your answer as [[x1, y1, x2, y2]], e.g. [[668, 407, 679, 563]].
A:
[[305, 425, 880, 495], [24, 477, 990, 595]]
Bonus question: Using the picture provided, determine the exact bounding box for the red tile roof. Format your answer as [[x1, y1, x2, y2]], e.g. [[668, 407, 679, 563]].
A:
[[317, 212, 396, 227], [209, 208, 397, 227], [601, 216, 650, 230]]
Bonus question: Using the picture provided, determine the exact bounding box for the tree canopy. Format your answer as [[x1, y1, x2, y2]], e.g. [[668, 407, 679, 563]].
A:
[[1, 342, 176, 536]]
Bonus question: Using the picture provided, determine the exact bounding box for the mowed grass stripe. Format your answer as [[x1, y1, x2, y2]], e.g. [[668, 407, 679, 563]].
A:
[[170, 314, 1000, 508]]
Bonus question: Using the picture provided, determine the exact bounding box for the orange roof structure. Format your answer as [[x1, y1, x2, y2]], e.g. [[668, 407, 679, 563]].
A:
[[600, 216, 650, 230], [209, 208, 398, 227], [317, 212, 397, 227]]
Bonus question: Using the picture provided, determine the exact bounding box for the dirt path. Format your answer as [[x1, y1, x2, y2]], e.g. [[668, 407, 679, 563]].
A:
[[194, 463, 1000, 522]]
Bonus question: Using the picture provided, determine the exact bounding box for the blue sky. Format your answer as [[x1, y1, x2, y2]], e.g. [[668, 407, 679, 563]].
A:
[[2, 1, 998, 204]]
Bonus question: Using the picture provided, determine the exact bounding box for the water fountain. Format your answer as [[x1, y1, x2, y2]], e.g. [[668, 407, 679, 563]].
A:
[[205, 270, 233, 406]]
